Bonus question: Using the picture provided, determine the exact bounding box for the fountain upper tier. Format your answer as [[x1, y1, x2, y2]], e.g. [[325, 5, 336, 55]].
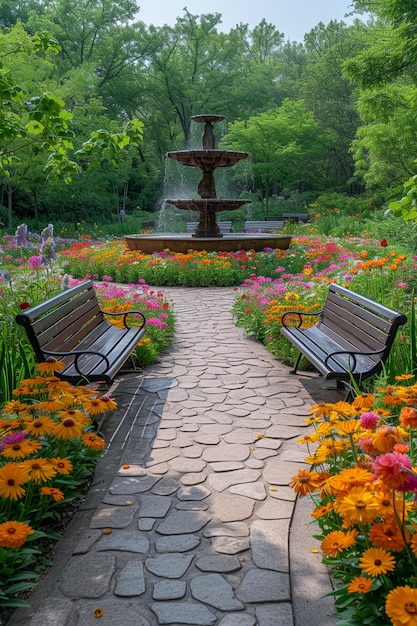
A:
[[166, 149, 249, 170]]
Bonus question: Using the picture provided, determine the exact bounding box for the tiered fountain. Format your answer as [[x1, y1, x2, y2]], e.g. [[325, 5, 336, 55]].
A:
[[125, 115, 292, 253]]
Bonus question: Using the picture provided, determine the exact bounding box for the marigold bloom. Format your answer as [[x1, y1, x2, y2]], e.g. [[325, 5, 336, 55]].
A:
[[41, 486, 64, 502], [311, 502, 334, 520], [49, 457, 73, 474], [335, 487, 380, 525], [372, 424, 401, 453], [369, 520, 408, 552], [321, 529, 358, 557], [81, 433, 105, 451], [400, 407, 417, 429], [289, 469, 322, 496], [359, 547, 395, 577], [0, 520, 34, 548], [347, 576, 373, 594], [20, 458, 56, 483], [25, 415, 57, 437], [53, 418, 83, 440], [0, 463, 30, 500], [386, 585, 417, 626]]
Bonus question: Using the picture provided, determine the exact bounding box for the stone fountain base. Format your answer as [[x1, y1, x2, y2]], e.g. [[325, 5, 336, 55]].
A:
[[124, 233, 292, 254]]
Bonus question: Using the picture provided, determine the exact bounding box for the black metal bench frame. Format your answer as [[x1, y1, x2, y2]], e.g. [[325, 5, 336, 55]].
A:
[[280, 283, 407, 397], [16, 280, 146, 385]]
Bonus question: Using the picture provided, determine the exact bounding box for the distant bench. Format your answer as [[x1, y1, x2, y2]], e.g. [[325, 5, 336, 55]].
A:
[[280, 282, 407, 398], [244, 220, 284, 232], [16, 280, 146, 385], [282, 213, 309, 223], [186, 221, 233, 234]]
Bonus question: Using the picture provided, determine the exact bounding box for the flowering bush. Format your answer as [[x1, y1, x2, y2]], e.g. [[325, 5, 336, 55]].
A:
[[290, 377, 417, 625], [0, 359, 113, 609]]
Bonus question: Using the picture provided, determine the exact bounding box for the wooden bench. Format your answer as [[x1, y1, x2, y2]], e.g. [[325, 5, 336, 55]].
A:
[[244, 220, 284, 232], [282, 213, 309, 223], [186, 221, 232, 234], [280, 283, 407, 396], [16, 280, 146, 385]]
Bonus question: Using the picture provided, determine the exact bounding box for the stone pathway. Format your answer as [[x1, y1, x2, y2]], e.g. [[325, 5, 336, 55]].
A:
[[8, 287, 342, 626]]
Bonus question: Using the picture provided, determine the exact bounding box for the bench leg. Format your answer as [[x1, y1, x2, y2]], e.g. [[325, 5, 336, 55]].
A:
[[290, 353, 302, 375]]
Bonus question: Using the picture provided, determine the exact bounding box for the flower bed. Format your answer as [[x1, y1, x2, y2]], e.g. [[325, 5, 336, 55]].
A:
[[0, 360, 112, 611], [290, 378, 417, 625]]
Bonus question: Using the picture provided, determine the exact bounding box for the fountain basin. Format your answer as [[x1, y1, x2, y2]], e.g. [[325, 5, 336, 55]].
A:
[[125, 233, 292, 254]]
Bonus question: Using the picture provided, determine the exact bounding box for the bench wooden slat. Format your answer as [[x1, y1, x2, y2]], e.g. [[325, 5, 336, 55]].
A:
[[244, 220, 284, 232], [16, 280, 146, 385], [280, 282, 407, 395]]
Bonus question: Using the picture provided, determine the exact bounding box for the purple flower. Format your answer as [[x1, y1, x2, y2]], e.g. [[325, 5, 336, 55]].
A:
[[1, 431, 27, 450], [360, 411, 380, 430]]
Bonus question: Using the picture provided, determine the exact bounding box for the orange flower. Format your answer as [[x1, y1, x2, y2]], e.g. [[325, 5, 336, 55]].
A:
[[289, 469, 322, 497], [386, 585, 417, 625], [359, 547, 395, 577], [81, 433, 105, 451], [35, 399, 66, 413], [20, 458, 56, 483], [372, 425, 401, 454], [0, 463, 30, 500], [369, 520, 408, 552], [25, 415, 57, 437], [36, 357, 66, 374], [81, 395, 117, 415], [0, 520, 34, 548], [352, 394, 375, 410], [41, 486, 64, 502], [335, 487, 379, 525], [2, 438, 41, 460], [49, 457, 73, 475], [53, 418, 83, 440], [311, 502, 334, 520], [347, 576, 373, 594], [321, 529, 358, 557], [399, 407, 417, 429], [3, 400, 30, 415]]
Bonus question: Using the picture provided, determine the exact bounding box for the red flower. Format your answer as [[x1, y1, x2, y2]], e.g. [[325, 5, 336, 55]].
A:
[[19, 302, 30, 310], [380, 238, 388, 247]]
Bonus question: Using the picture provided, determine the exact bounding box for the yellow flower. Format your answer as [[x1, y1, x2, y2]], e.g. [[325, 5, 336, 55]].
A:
[[359, 547, 395, 577], [335, 487, 380, 525], [335, 419, 361, 435], [3, 400, 30, 415], [352, 393, 375, 410], [25, 415, 57, 437], [81, 433, 105, 451], [36, 358, 66, 374], [386, 586, 417, 626], [321, 529, 358, 557], [0, 520, 34, 548], [2, 438, 41, 460], [82, 395, 117, 415]]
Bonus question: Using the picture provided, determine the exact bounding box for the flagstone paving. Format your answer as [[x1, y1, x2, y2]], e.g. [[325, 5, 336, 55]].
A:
[[7, 287, 342, 626]]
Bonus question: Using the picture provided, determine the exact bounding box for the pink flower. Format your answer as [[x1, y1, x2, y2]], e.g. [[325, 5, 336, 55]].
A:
[[372, 452, 416, 490], [28, 255, 42, 269], [360, 411, 380, 431]]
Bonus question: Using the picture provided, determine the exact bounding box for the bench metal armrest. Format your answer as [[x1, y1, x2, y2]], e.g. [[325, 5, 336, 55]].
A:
[[281, 310, 322, 329], [42, 349, 111, 376], [324, 347, 385, 372], [103, 309, 146, 330]]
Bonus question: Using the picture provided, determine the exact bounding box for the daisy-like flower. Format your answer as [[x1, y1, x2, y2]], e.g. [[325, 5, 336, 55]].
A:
[[20, 458, 56, 483], [41, 486, 64, 502], [25, 415, 57, 437], [386, 585, 417, 625], [1, 437, 41, 460], [49, 457, 73, 475], [0, 463, 30, 500], [81, 433, 105, 451], [34, 398, 66, 413], [334, 419, 361, 435], [321, 529, 358, 557], [0, 520, 34, 548], [335, 486, 380, 525], [372, 424, 401, 454], [352, 393, 375, 410], [35, 357, 66, 374], [311, 502, 334, 520], [347, 576, 373, 594], [359, 547, 395, 577], [289, 469, 322, 497], [3, 400, 30, 415], [57, 408, 89, 424], [369, 520, 409, 552], [81, 395, 117, 415], [53, 418, 83, 440]]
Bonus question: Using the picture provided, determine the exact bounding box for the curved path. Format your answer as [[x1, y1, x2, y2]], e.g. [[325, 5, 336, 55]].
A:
[[8, 287, 342, 626]]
